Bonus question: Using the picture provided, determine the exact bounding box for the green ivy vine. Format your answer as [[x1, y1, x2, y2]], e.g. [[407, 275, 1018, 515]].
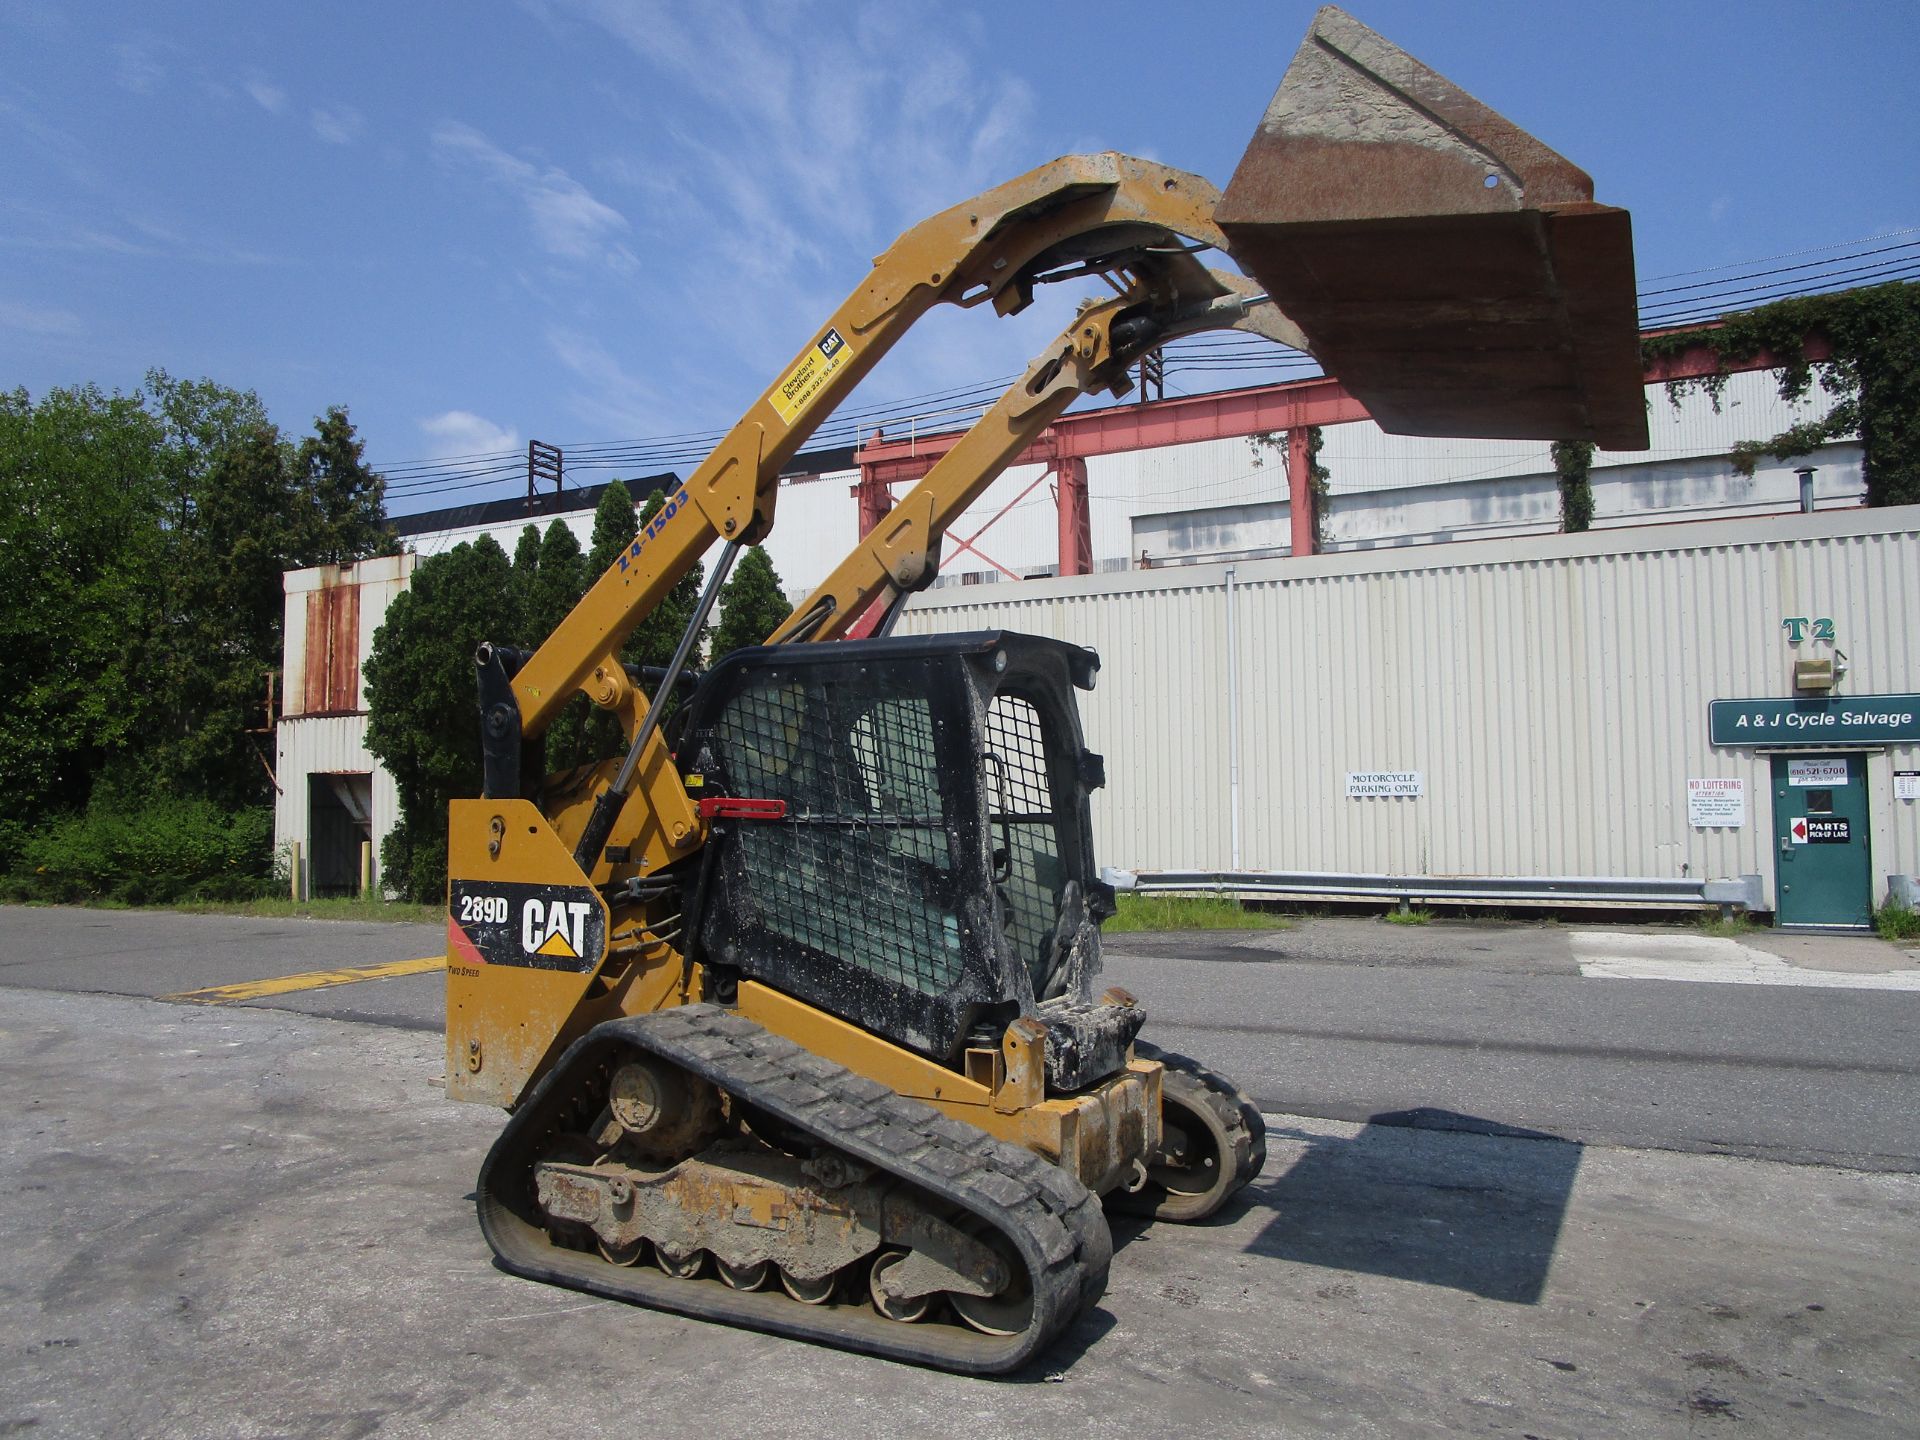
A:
[[1639, 280, 1920, 506], [1304, 424, 1331, 549], [1248, 425, 1331, 549], [1552, 439, 1595, 532]]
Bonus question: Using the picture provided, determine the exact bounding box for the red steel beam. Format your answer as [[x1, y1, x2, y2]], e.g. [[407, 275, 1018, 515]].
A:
[[1286, 427, 1313, 559], [1056, 457, 1090, 577], [1639, 326, 1832, 384], [858, 374, 1370, 488], [852, 325, 1826, 567], [858, 331, 1821, 486]]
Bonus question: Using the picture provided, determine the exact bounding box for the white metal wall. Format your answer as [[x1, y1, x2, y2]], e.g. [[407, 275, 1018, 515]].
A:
[[897, 507, 1920, 903], [272, 714, 400, 890]]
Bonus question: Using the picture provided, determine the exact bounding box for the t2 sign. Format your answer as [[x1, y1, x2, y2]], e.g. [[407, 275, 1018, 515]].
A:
[[1781, 617, 1835, 645]]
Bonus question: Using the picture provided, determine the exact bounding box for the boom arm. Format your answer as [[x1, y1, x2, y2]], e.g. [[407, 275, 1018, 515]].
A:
[[503, 154, 1300, 878]]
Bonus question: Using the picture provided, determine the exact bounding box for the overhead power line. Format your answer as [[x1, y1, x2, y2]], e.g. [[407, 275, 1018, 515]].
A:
[[377, 231, 1917, 511]]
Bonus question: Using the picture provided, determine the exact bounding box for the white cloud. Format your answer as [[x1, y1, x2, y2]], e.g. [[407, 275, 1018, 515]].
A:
[[245, 78, 288, 116], [558, 0, 1043, 392], [114, 39, 168, 94], [310, 104, 365, 145], [418, 410, 520, 460], [431, 120, 635, 270], [546, 326, 668, 434], [0, 299, 83, 336]]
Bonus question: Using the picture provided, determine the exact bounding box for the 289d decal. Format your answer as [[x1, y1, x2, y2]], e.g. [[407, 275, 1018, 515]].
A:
[[448, 880, 607, 974]]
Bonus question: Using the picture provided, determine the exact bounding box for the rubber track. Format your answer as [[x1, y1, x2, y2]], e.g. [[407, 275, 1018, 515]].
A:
[[1110, 1039, 1266, 1221], [477, 1004, 1113, 1374]]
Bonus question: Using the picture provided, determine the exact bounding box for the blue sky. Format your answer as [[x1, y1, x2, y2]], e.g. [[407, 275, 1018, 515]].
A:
[[5, 1, 1917, 514]]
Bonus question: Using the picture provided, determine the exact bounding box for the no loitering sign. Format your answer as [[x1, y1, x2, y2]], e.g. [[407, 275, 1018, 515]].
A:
[[1686, 778, 1746, 828]]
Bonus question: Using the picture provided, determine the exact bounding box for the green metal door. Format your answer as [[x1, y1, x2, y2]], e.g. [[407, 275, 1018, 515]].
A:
[[1771, 754, 1872, 927]]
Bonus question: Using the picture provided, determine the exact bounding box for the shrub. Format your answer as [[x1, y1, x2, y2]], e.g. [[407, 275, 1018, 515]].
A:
[[12, 799, 273, 904], [1875, 903, 1920, 943]]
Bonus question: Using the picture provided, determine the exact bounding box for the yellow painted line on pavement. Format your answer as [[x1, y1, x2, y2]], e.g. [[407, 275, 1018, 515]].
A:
[[162, 955, 446, 1005]]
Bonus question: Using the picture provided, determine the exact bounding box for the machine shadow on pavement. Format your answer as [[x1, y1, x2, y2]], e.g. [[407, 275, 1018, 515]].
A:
[[1227, 1110, 1583, 1304]]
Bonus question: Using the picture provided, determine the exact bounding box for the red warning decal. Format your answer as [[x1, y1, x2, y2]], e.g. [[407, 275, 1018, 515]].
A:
[[447, 915, 487, 969]]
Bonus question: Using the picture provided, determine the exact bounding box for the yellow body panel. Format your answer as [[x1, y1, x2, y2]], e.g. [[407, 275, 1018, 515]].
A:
[[734, 981, 1160, 1193], [445, 798, 685, 1107]]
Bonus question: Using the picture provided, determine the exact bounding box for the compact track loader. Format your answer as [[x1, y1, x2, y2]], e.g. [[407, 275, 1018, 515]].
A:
[[443, 7, 1647, 1372]]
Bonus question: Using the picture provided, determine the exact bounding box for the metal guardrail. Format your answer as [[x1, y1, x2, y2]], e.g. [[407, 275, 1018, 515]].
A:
[[1102, 868, 1766, 913]]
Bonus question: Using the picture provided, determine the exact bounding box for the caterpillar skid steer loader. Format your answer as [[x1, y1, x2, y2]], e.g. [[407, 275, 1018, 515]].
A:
[[443, 7, 1647, 1373]]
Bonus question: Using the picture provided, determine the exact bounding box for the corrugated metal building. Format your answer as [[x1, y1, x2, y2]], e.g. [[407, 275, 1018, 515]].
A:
[[274, 369, 1911, 922], [894, 507, 1920, 922], [275, 553, 414, 896]]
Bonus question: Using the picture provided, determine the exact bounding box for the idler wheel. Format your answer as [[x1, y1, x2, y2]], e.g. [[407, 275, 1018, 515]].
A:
[[779, 1267, 838, 1305], [655, 1245, 705, 1280], [867, 1250, 933, 1323], [947, 1228, 1033, 1337], [715, 1257, 770, 1291], [608, 1055, 720, 1159], [597, 1237, 647, 1267], [1140, 1071, 1239, 1221]]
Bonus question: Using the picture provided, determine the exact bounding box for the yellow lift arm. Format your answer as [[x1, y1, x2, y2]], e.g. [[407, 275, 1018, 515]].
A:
[[504, 154, 1296, 886]]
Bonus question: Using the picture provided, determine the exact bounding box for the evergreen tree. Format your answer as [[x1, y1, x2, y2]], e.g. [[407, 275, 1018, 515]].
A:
[[585, 478, 637, 574], [710, 546, 789, 657], [0, 373, 393, 888], [146, 420, 304, 809], [575, 480, 706, 759], [509, 523, 543, 641], [364, 535, 515, 901], [293, 405, 396, 563], [627, 486, 705, 669], [528, 520, 587, 641], [527, 521, 592, 772]]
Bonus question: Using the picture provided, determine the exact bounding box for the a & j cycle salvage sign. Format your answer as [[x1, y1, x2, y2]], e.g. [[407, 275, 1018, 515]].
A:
[[1709, 695, 1920, 746]]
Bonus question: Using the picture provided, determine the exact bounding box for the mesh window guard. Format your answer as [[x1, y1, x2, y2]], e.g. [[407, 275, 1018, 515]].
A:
[[985, 692, 1066, 989], [713, 678, 963, 995]]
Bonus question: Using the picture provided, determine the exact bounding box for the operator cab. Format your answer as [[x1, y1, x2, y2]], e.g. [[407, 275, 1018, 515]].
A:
[[675, 631, 1138, 1085]]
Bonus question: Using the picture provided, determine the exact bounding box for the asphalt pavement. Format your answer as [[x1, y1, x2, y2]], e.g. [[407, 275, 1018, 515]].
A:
[[3, 904, 1919, 1436], [6, 905, 1916, 1169]]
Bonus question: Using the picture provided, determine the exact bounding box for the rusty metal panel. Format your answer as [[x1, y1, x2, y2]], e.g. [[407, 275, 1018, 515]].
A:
[[1219, 5, 1647, 450], [300, 588, 332, 716], [296, 574, 363, 715]]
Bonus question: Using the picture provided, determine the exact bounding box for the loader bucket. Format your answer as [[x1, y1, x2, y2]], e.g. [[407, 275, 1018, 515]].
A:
[[1218, 6, 1649, 450]]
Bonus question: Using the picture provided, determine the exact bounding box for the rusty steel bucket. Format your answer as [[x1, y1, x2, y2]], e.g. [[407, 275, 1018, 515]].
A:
[[1218, 5, 1648, 450]]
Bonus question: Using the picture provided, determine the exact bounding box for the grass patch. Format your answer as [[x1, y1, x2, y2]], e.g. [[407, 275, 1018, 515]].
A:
[[1107, 894, 1291, 933], [1697, 911, 1760, 938], [1875, 903, 1920, 943], [108, 895, 441, 925], [1383, 906, 1433, 926]]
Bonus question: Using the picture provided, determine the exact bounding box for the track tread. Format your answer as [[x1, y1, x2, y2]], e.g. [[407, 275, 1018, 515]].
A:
[[477, 1004, 1111, 1374]]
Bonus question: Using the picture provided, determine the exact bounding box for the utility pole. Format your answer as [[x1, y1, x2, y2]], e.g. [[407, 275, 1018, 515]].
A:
[[527, 440, 563, 509], [1135, 352, 1165, 403]]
